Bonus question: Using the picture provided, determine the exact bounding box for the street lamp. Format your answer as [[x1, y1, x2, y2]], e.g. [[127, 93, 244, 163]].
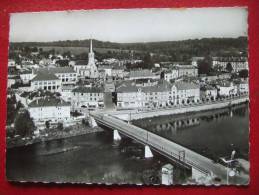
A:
[[220, 150, 236, 185]]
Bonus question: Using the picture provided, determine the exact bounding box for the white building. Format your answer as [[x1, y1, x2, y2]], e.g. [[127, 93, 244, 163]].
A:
[[38, 67, 77, 85], [116, 81, 172, 109], [116, 80, 200, 109], [31, 71, 62, 92], [212, 57, 248, 72], [28, 97, 71, 124], [174, 81, 200, 104], [163, 69, 178, 81], [237, 80, 249, 94], [217, 82, 238, 97], [177, 65, 198, 78], [71, 86, 104, 112]]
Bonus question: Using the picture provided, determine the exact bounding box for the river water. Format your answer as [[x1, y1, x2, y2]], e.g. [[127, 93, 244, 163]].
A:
[[6, 103, 249, 184]]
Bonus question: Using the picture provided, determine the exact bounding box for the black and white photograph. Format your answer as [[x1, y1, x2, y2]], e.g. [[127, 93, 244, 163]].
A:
[[6, 7, 249, 185]]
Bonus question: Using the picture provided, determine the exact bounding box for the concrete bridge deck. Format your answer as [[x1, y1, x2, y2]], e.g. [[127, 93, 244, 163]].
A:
[[90, 112, 231, 182]]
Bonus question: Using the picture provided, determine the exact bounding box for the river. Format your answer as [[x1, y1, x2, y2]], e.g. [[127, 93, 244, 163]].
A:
[[6, 103, 249, 184]]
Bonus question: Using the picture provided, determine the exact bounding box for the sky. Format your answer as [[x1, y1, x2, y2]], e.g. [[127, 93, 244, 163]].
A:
[[9, 7, 248, 43]]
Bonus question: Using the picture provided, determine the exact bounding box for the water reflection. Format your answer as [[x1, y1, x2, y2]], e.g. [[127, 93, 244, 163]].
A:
[[133, 103, 249, 161]]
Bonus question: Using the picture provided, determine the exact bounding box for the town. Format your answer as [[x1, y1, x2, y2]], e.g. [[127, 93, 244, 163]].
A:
[[6, 38, 249, 184], [7, 39, 249, 139]]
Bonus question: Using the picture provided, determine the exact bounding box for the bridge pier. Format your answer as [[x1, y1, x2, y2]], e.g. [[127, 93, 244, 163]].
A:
[[191, 167, 211, 184], [89, 116, 98, 128], [113, 130, 121, 141], [145, 145, 153, 158], [161, 164, 174, 185]]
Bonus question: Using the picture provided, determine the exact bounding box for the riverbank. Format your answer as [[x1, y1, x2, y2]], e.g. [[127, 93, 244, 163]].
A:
[[6, 124, 104, 149], [110, 96, 248, 121]]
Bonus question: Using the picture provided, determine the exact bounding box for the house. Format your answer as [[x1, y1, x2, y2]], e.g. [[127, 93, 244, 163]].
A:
[[71, 86, 104, 113], [217, 81, 238, 97], [28, 97, 71, 125], [162, 69, 178, 82], [19, 69, 35, 84], [200, 85, 218, 100], [235, 80, 249, 94], [174, 81, 200, 104], [177, 65, 198, 78]]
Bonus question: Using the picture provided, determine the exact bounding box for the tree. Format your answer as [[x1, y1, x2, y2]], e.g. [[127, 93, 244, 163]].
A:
[[57, 122, 63, 131], [45, 121, 50, 129], [238, 69, 249, 78], [226, 62, 233, 73], [142, 53, 154, 69], [14, 110, 35, 137], [197, 57, 212, 75]]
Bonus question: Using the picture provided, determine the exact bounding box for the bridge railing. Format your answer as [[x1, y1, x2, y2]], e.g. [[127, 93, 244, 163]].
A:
[[93, 113, 212, 176]]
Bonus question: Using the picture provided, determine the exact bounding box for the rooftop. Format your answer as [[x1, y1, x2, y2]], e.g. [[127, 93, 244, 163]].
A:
[[29, 97, 70, 108], [175, 81, 200, 90], [37, 67, 76, 74], [32, 71, 59, 82], [72, 86, 104, 93], [129, 69, 155, 78]]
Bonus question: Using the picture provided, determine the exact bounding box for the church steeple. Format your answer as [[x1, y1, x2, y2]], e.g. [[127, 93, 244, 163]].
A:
[[88, 39, 95, 66], [89, 39, 93, 53]]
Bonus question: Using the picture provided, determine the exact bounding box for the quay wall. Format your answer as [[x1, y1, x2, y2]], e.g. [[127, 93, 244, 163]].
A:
[[112, 97, 249, 121]]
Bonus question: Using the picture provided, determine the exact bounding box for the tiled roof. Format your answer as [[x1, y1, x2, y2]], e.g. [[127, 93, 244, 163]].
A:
[[129, 69, 155, 78], [116, 80, 172, 93], [37, 67, 75, 74], [29, 97, 70, 108], [175, 81, 199, 90], [32, 71, 59, 81], [72, 86, 104, 93]]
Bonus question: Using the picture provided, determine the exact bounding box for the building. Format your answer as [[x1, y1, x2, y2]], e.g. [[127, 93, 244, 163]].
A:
[[200, 85, 218, 100], [235, 80, 249, 94], [177, 65, 198, 78], [73, 40, 99, 79], [31, 71, 62, 92], [128, 69, 159, 80], [116, 80, 172, 109], [162, 69, 178, 82], [28, 97, 71, 124], [212, 57, 248, 72], [217, 81, 238, 97], [37, 67, 77, 85], [19, 69, 35, 84], [174, 81, 200, 104], [191, 57, 205, 66], [116, 80, 200, 109], [71, 86, 104, 113]]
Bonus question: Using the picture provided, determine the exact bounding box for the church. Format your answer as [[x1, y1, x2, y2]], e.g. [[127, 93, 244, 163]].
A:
[[74, 39, 99, 79]]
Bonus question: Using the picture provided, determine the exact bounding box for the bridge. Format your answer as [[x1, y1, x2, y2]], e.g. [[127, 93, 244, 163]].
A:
[[89, 112, 231, 183]]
